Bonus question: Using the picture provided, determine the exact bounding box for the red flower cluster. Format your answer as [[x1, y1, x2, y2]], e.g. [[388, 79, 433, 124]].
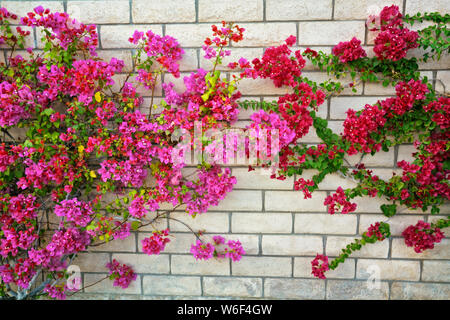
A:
[[402, 221, 444, 253], [343, 104, 386, 155], [277, 85, 325, 142], [294, 178, 315, 199], [324, 187, 357, 214], [332, 37, 367, 63], [383, 79, 428, 117], [397, 133, 450, 208], [424, 97, 450, 130], [190, 236, 246, 262], [370, 5, 418, 61], [366, 222, 387, 241], [203, 21, 244, 60], [250, 36, 305, 87], [106, 259, 137, 289], [141, 229, 171, 255], [311, 254, 329, 279], [343, 79, 428, 155]]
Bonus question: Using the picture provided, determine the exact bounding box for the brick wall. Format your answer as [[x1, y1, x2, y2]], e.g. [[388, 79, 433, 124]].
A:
[[2, 0, 449, 300]]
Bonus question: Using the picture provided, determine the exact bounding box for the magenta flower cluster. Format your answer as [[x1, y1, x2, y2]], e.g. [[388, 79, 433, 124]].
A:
[[106, 259, 137, 289], [190, 236, 246, 262]]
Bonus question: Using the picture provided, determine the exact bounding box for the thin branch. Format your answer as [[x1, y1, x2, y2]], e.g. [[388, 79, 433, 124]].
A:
[[67, 275, 109, 297]]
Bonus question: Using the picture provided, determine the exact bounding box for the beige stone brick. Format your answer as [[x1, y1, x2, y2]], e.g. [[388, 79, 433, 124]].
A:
[[370, 168, 401, 180], [135, 211, 168, 232], [410, 48, 450, 70], [264, 278, 325, 299], [232, 212, 292, 233], [330, 96, 387, 120], [334, 0, 403, 20], [345, 148, 395, 167], [237, 76, 294, 95], [298, 21, 365, 45], [68, 293, 113, 300], [364, 81, 396, 95], [294, 213, 357, 235], [84, 273, 141, 294], [132, 0, 195, 23], [397, 144, 417, 163], [405, 0, 450, 14], [163, 72, 188, 94], [138, 232, 195, 254], [96, 50, 133, 72], [232, 167, 294, 189], [265, 191, 327, 212], [89, 233, 136, 252], [223, 234, 260, 255], [143, 275, 201, 296], [262, 235, 323, 255], [171, 255, 230, 275], [4, 127, 28, 142], [168, 211, 229, 233], [327, 120, 345, 135], [233, 23, 297, 47], [73, 253, 110, 273], [357, 259, 420, 281], [391, 238, 450, 259], [200, 48, 263, 71], [101, 25, 163, 48], [165, 24, 213, 47], [299, 170, 358, 190], [203, 277, 263, 298], [266, 0, 332, 20], [294, 257, 355, 279], [232, 256, 292, 276], [67, 1, 130, 24], [436, 70, 450, 94], [213, 190, 263, 211], [2, 1, 64, 19], [400, 203, 450, 215], [391, 282, 450, 299], [112, 253, 170, 274], [351, 196, 393, 214], [300, 128, 322, 143], [178, 48, 198, 71], [326, 280, 389, 299], [326, 236, 389, 258], [359, 214, 424, 236], [198, 0, 263, 22], [422, 261, 450, 282]]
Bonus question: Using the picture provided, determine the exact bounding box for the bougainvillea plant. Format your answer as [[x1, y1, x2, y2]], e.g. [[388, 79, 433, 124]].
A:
[[0, 4, 448, 300], [0, 8, 246, 299], [239, 5, 449, 278]]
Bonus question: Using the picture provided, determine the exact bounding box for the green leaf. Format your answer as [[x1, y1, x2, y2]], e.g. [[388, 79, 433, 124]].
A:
[[131, 221, 140, 231], [380, 204, 397, 217], [41, 108, 55, 117]]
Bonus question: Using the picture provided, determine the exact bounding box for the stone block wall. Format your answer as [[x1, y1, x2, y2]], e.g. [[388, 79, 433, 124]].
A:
[[2, 0, 449, 300]]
